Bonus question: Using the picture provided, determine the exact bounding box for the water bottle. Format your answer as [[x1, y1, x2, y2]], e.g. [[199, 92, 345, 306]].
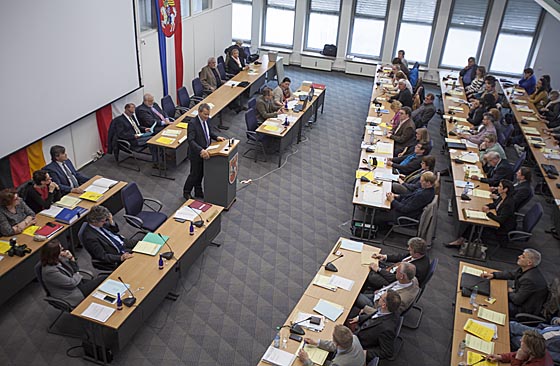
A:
[[116, 293, 123, 310], [158, 255, 164, 270], [458, 340, 466, 357], [470, 286, 479, 310], [189, 221, 194, 236], [369, 128, 375, 144], [273, 327, 281, 348]]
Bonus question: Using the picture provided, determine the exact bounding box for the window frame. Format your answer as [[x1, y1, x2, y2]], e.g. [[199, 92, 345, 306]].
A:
[[262, 0, 297, 48], [438, 0, 492, 68], [303, 0, 343, 52], [393, 0, 441, 65], [231, 0, 253, 42], [488, 0, 545, 77], [139, 0, 158, 33], [347, 0, 391, 60]]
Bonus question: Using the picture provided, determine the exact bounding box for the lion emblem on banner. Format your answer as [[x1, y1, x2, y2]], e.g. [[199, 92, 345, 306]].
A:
[[229, 153, 238, 184], [159, 0, 177, 37]]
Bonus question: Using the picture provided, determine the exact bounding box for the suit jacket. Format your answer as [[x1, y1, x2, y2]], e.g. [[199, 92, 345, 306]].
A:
[[82, 222, 127, 266], [467, 107, 485, 126], [391, 153, 424, 176], [512, 181, 533, 211], [493, 267, 549, 316], [390, 118, 415, 153], [113, 114, 143, 145], [255, 95, 279, 123], [385, 253, 431, 287], [302, 336, 365, 366], [187, 116, 219, 159], [390, 88, 413, 108], [199, 65, 224, 92], [41, 259, 83, 307], [363, 278, 420, 315], [226, 56, 246, 75], [44, 160, 90, 195], [411, 103, 436, 128], [391, 186, 435, 221], [23, 182, 62, 213], [486, 195, 517, 236], [136, 102, 169, 130], [356, 312, 399, 360], [481, 159, 514, 187]]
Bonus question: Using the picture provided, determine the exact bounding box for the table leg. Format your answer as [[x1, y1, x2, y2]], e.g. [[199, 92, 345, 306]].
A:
[[217, 111, 229, 130], [151, 146, 175, 180]]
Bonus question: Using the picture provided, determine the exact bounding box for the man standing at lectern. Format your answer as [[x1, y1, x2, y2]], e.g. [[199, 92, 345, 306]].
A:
[[183, 103, 225, 200]]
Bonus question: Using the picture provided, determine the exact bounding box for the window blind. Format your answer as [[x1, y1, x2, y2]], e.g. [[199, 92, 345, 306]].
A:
[[355, 0, 389, 18], [501, 0, 541, 33], [267, 0, 296, 9], [401, 0, 438, 23], [310, 0, 341, 13], [450, 0, 488, 28]]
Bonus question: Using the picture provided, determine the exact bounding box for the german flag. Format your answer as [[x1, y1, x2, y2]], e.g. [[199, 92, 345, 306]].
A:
[[0, 141, 46, 189]]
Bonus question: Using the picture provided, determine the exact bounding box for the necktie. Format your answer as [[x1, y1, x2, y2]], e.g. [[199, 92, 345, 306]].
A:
[[101, 227, 125, 254], [128, 114, 141, 134], [62, 162, 79, 188], [151, 106, 165, 122], [201, 119, 210, 147]]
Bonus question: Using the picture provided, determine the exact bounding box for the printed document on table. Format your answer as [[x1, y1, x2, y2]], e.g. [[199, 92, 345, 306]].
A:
[[339, 238, 363, 252], [81, 302, 115, 323], [329, 275, 354, 291], [98, 279, 129, 297], [85, 185, 109, 194], [295, 312, 325, 332], [313, 299, 344, 321], [174, 206, 202, 221], [261, 346, 296, 366], [477, 307, 506, 325], [465, 333, 494, 354], [462, 265, 483, 276]]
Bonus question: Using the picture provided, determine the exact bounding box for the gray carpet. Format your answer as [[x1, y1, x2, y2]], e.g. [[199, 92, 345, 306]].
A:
[[0, 66, 558, 366]]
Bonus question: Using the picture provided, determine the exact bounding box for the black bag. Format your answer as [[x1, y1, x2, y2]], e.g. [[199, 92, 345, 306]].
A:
[[321, 44, 337, 57]]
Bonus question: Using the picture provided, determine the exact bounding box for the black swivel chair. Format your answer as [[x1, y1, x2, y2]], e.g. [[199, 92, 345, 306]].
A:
[[403, 257, 439, 329], [161, 94, 189, 119]]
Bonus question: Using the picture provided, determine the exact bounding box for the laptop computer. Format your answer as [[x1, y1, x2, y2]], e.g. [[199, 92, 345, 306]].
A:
[[460, 273, 491, 297], [293, 97, 308, 113], [447, 141, 467, 150]]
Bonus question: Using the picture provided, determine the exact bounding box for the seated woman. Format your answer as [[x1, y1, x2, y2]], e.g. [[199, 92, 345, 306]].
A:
[[540, 90, 560, 128], [23, 170, 62, 213], [40, 240, 106, 307], [486, 329, 553, 366], [529, 77, 550, 110], [272, 77, 294, 108], [465, 66, 486, 100], [0, 188, 36, 236], [225, 48, 249, 75], [459, 112, 497, 145], [447, 180, 516, 247], [388, 100, 402, 130], [398, 127, 431, 157]]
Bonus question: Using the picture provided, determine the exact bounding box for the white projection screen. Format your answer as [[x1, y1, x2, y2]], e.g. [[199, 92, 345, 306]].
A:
[[0, 1, 142, 159]]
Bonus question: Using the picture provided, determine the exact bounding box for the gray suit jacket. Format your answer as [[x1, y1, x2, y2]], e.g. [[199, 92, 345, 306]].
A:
[[303, 336, 365, 366], [42, 260, 83, 307], [363, 278, 420, 315]]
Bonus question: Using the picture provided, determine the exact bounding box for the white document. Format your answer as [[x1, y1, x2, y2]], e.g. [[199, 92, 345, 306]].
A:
[[295, 312, 325, 332], [329, 275, 354, 291], [81, 302, 116, 323], [374, 171, 399, 182], [92, 178, 118, 188], [174, 206, 202, 221], [455, 180, 474, 189], [98, 279, 129, 297], [464, 140, 478, 149], [225, 80, 239, 87], [85, 185, 109, 194], [206, 145, 220, 150], [376, 142, 393, 154], [162, 129, 181, 137], [39, 205, 64, 218], [261, 346, 296, 366], [340, 238, 363, 253], [366, 116, 382, 124], [363, 186, 383, 204], [286, 100, 298, 109], [313, 299, 344, 321]]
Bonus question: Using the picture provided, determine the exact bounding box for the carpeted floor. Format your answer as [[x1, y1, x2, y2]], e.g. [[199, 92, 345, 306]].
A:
[[0, 66, 558, 366]]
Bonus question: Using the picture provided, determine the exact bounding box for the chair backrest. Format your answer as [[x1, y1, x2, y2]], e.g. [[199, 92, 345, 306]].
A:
[[420, 257, 439, 290], [522, 202, 543, 233], [243, 46, 251, 63], [177, 86, 191, 108], [161, 95, 176, 118], [121, 182, 144, 216], [34, 262, 50, 296], [245, 108, 258, 132], [17, 180, 33, 201], [542, 277, 560, 321], [192, 77, 204, 97], [515, 189, 534, 212], [217, 62, 227, 80], [499, 123, 514, 146], [248, 97, 257, 110], [78, 221, 88, 245], [418, 195, 438, 246], [217, 55, 224, 65], [513, 151, 527, 173]]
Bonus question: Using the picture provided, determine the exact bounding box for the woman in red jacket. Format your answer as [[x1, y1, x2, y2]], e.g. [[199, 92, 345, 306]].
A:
[[486, 330, 553, 366]]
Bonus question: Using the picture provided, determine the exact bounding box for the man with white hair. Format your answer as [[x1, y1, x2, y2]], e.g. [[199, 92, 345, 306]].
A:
[[388, 79, 413, 108], [482, 249, 548, 317], [199, 57, 225, 95], [136, 93, 172, 133], [470, 150, 514, 187]]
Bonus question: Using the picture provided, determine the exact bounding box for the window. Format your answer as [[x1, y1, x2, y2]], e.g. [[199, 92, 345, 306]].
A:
[[232, 0, 252, 41], [348, 0, 389, 58], [139, 0, 157, 31], [263, 0, 296, 47], [192, 0, 211, 15], [180, 0, 191, 17], [395, 0, 438, 64], [305, 0, 341, 51], [440, 0, 489, 68], [490, 0, 542, 75]]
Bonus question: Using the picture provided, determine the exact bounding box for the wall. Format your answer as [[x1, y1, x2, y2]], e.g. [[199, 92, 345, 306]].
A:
[[532, 12, 560, 88], [40, 1, 232, 169]]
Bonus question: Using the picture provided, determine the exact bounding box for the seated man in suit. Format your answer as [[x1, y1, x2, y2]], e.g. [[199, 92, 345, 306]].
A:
[[365, 237, 430, 291], [411, 93, 436, 128], [255, 87, 284, 125], [489, 167, 533, 212], [387, 142, 430, 176], [44, 145, 90, 195], [352, 262, 420, 316], [387, 107, 415, 154], [373, 171, 436, 226], [349, 290, 401, 362], [82, 205, 133, 268], [298, 325, 365, 366], [112, 103, 157, 162], [388, 79, 413, 108], [482, 248, 548, 317], [200, 57, 225, 96], [135, 93, 172, 133], [470, 151, 514, 187], [392, 155, 435, 194]]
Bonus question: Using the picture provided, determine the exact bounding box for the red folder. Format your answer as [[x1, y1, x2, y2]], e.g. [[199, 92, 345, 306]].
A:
[[188, 200, 212, 212], [35, 222, 64, 238]]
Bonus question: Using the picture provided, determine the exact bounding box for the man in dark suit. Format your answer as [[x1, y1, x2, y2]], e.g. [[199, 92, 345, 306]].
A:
[[112, 103, 157, 162], [388, 107, 415, 154], [44, 145, 90, 195], [509, 167, 533, 211], [482, 248, 548, 317], [388, 79, 413, 108], [135, 93, 172, 132], [349, 290, 401, 362], [365, 237, 431, 290], [387, 142, 430, 175], [471, 151, 514, 187], [392, 156, 436, 194], [82, 205, 133, 268], [183, 103, 225, 200]]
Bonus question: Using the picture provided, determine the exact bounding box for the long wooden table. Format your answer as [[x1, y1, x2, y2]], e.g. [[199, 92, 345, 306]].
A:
[[0, 175, 126, 307], [257, 238, 380, 366], [71, 199, 223, 363], [451, 262, 510, 366]]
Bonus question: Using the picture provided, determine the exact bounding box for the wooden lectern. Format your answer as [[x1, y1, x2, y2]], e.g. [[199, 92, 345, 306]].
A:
[[204, 139, 239, 210]]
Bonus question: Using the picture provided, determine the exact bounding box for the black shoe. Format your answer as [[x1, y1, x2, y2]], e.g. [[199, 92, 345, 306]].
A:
[[439, 169, 450, 177], [183, 192, 192, 200], [194, 190, 204, 199]]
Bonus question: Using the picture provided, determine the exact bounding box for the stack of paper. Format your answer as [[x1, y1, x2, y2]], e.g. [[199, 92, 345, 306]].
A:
[[464, 210, 489, 221], [465, 333, 494, 354], [522, 127, 540, 135], [472, 189, 491, 198], [262, 120, 282, 132], [516, 105, 533, 113], [80, 191, 103, 202], [261, 346, 296, 366], [162, 129, 181, 137], [98, 279, 130, 297], [0, 241, 11, 254], [81, 303, 116, 323], [174, 206, 202, 221], [313, 299, 344, 321], [225, 80, 239, 87], [176, 122, 188, 129], [366, 116, 382, 125], [467, 351, 494, 366], [329, 275, 354, 291], [374, 171, 399, 182], [464, 319, 495, 342], [361, 251, 376, 265], [39, 205, 64, 218], [449, 106, 464, 112], [312, 274, 337, 291], [477, 307, 506, 325], [132, 233, 170, 256], [362, 186, 383, 204], [456, 152, 479, 164], [55, 195, 82, 209], [462, 265, 483, 276], [376, 142, 393, 154], [156, 136, 175, 145], [340, 238, 364, 252], [22, 225, 40, 236], [356, 170, 374, 181], [87, 178, 118, 193], [303, 345, 329, 365]]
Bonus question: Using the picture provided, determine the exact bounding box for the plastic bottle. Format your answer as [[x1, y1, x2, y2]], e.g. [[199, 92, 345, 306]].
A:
[[273, 327, 281, 348], [116, 293, 123, 310], [458, 339, 466, 357], [158, 255, 164, 270], [189, 221, 194, 236], [470, 286, 479, 310]]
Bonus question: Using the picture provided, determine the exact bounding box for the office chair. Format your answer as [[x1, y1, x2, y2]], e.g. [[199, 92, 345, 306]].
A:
[[121, 182, 167, 237], [248, 97, 257, 110], [217, 62, 234, 80], [192, 77, 205, 98], [78, 222, 118, 273], [107, 118, 150, 172], [161, 95, 189, 119], [513, 151, 527, 174], [515, 277, 558, 326], [402, 257, 439, 329], [243, 108, 267, 162], [217, 55, 224, 65]]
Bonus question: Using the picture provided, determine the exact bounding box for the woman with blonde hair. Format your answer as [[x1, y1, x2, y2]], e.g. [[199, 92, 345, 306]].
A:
[[389, 100, 402, 130]]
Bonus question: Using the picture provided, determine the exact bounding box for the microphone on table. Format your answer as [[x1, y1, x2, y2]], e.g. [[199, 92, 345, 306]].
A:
[[117, 276, 137, 307], [460, 184, 480, 201], [187, 205, 205, 228], [288, 316, 312, 335], [157, 233, 174, 261], [324, 254, 344, 272]]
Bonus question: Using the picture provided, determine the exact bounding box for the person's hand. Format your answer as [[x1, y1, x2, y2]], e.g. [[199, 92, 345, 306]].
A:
[[490, 193, 498, 200], [508, 287, 514, 293], [369, 262, 379, 272], [108, 213, 114, 226], [243, 65, 249, 71], [486, 354, 501, 362], [482, 206, 490, 213], [26, 216, 36, 226], [48, 181, 59, 193], [348, 316, 359, 325], [303, 338, 317, 346], [60, 249, 74, 260], [398, 177, 404, 184], [371, 253, 387, 261], [481, 271, 494, 279], [386, 160, 393, 167], [200, 149, 210, 159], [71, 187, 84, 194], [216, 136, 226, 142], [490, 187, 498, 193], [387, 132, 393, 138], [144, 128, 151, 132], [12, 225, 22, 234], [121, 253, 133, 261], [386, 192, 395, 202], [470, 175, 480, 181], [135, 134, 142, 139], [298, 349, 309, 362]]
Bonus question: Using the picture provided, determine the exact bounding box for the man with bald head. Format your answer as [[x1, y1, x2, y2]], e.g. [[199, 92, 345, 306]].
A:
[[136, 93, 172, 132], [200, 57, 225, 96]]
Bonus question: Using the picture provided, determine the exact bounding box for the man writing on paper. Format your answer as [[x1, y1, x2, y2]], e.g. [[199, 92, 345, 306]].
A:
[[482, 249, 548, 317], [44, 145, 90, 195], [297, 325, 365, 366], [183, 103, 225, 200]]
